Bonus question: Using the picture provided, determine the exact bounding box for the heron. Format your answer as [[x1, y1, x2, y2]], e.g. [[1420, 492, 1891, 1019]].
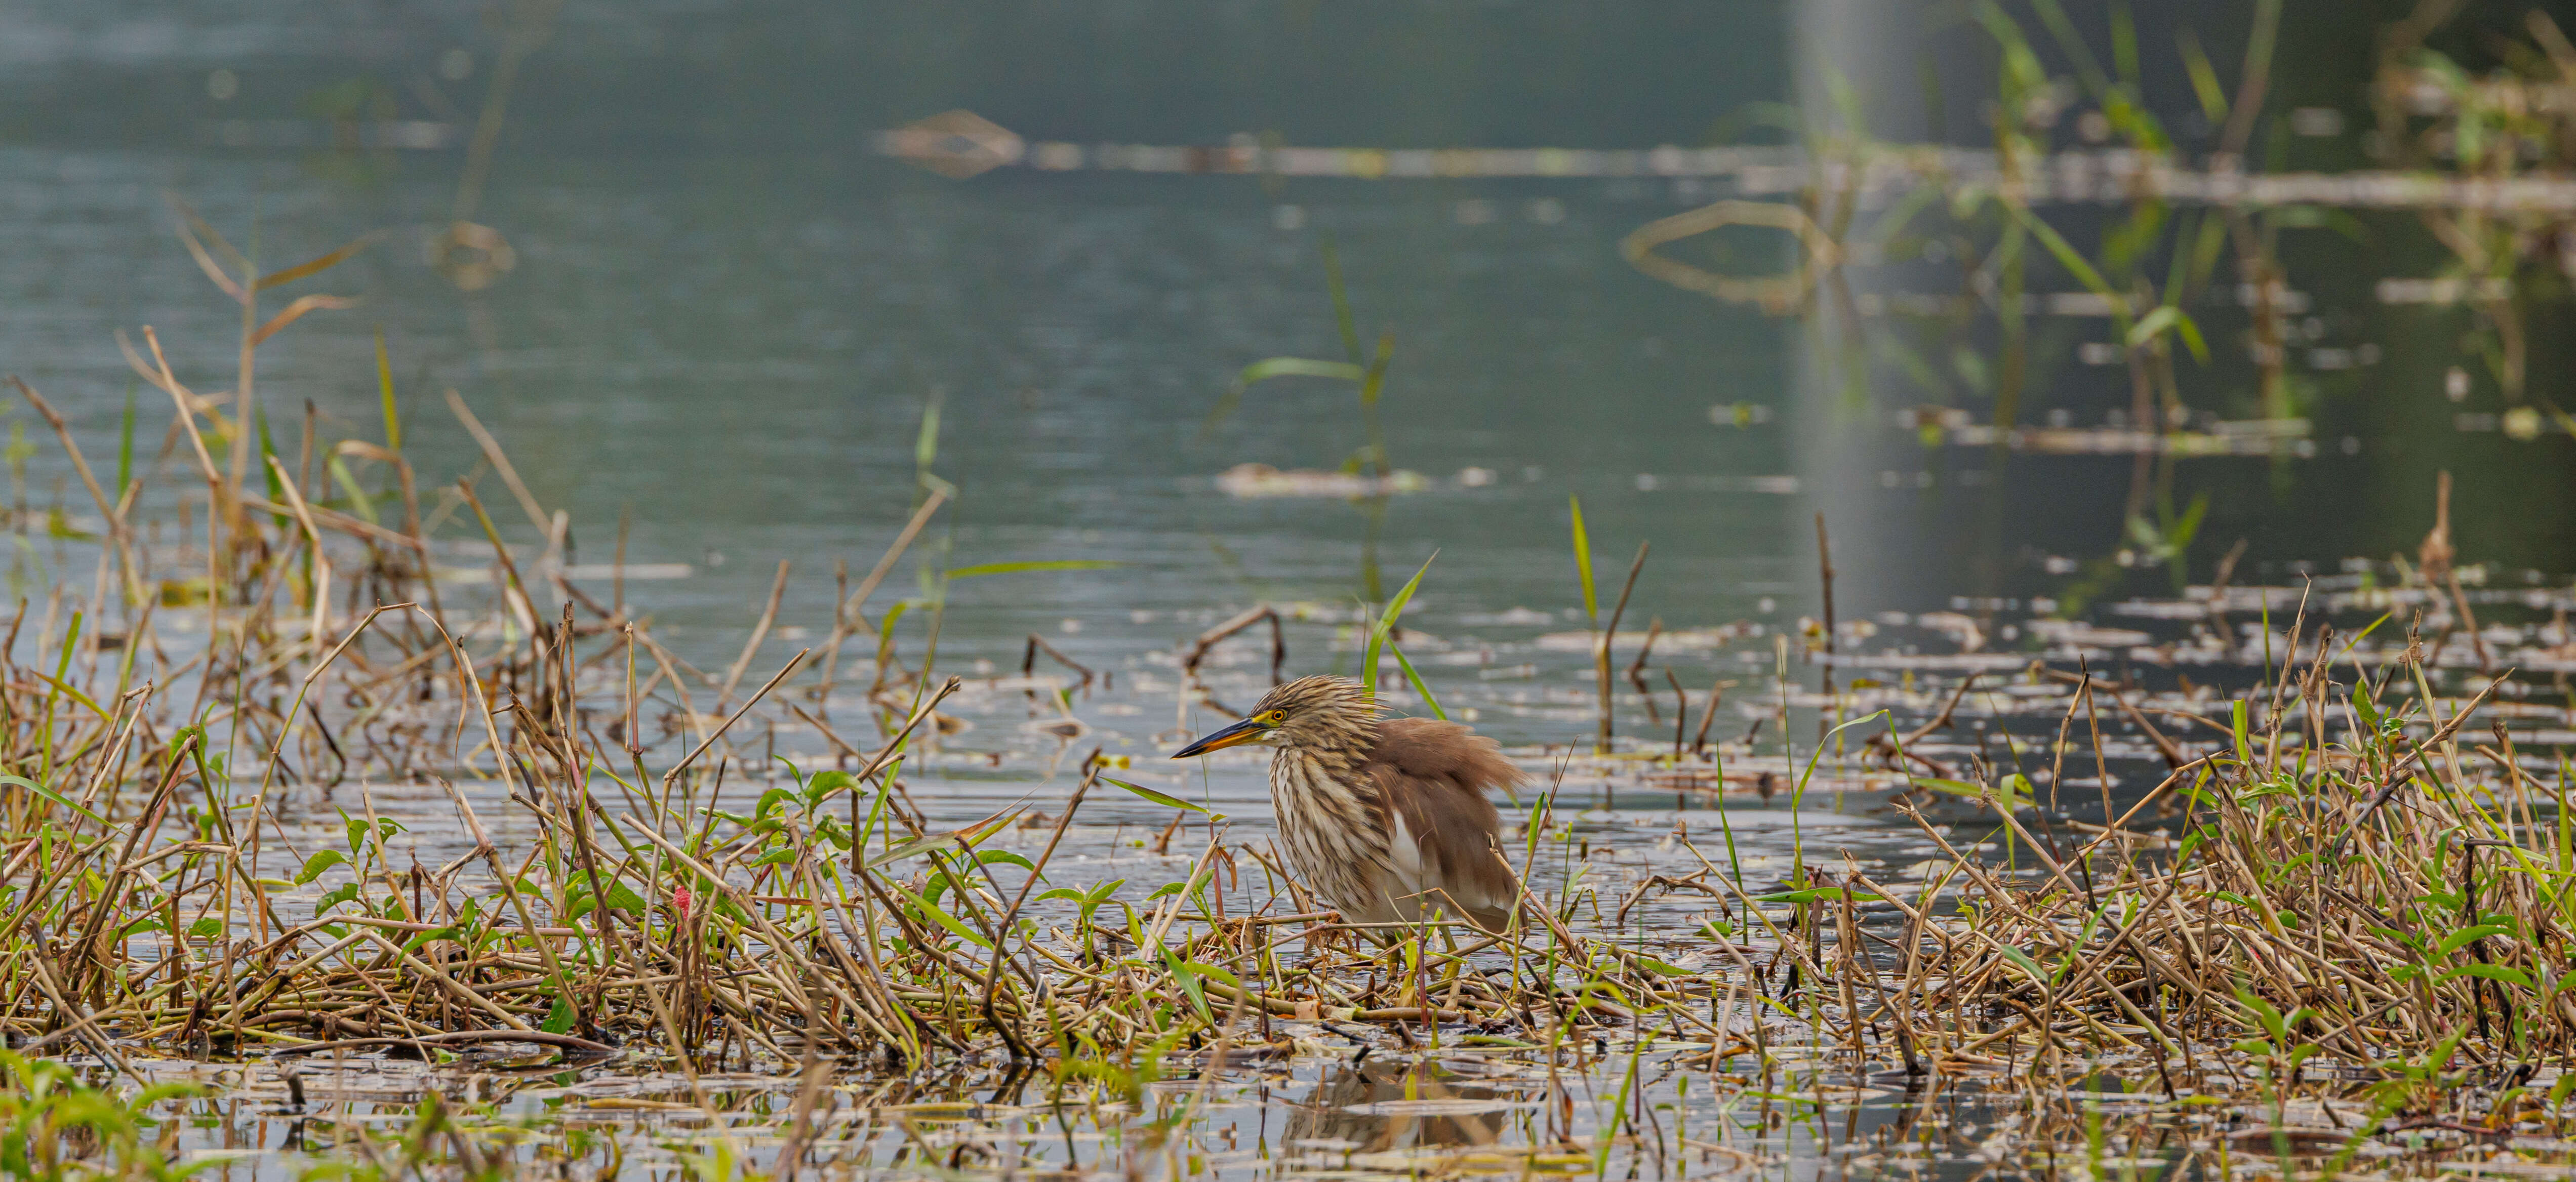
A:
[[1171, 675, 1524, 934]]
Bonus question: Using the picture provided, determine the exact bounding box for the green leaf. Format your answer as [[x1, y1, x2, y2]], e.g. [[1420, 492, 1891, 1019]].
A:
[[2178, 27, 2229, 124], [0, 775, 105, 826], [401, 926, 459, 954], [540, 995, 577, 1035], [2125, 305, 2210, 365], [1037, 887, 1088, 904], [188, 917, 225, 939], [2000, 200, 2115, 299], [1101, 776, 1206, 814], [1996, 946, 2048, 986], [376, 327, 401, 450], [1907, 775, 2034, 811], [1391, 645, 1445, 720], [1362, 552, 1436, 698], [567, 880, 647, 919], [1181, 960, 1244, 990], [875, 600, 916, 653], [1203, 357, 1370, 434], [806, 770, 858, 806], [328, 455, 378, 525], [2436, 925, 2513, 958], [892, 883, 992, 949], [1569, 495, 1596, 620], [316, 882, 363, 915], [978, 850, 1042, 876], [1754, 887, 1887, 904], [2170, 311, 2209, 364], [24, 670, 111, 727], [116, 378, 137, 505], [1165, 950, 1219, 1026], [915, 393, 943, 476], [2438, 963, 2535, 990], [1323, 240, 1362, 362], [296, 849, 347, 885], [1146, 880, 1188, 902]]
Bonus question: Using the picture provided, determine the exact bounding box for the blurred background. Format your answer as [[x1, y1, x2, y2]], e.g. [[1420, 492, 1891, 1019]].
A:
[[1, 0, 2570, 731]]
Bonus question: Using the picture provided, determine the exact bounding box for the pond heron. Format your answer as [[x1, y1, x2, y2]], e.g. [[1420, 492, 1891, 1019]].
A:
[[1172, 675, 1524, 934]]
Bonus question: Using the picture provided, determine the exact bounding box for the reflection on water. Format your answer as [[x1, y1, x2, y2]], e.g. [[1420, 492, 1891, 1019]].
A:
[[1287, 1059, 1516, 1160]]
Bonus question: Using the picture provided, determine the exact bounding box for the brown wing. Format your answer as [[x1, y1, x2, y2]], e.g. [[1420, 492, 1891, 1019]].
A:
[[1363, 717, 1526, 932]]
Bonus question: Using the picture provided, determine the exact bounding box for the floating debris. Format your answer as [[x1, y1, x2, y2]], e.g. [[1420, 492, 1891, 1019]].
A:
[[1213, 462, 1430, 498]]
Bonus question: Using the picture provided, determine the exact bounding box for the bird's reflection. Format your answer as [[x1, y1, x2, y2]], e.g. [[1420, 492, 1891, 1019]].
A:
[[1286, 1058, 1512, 1158]]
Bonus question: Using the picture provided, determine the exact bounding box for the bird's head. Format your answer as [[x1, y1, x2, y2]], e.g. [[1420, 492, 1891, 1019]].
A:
[[1171, 675, 1377, 759]]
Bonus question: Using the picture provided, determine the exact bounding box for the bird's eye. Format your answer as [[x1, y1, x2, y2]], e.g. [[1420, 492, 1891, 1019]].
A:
[[1259, 710, 1285, 724]]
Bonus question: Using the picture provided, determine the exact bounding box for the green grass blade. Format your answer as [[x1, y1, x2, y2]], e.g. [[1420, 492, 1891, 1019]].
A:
[[915, 392, 943, 483], [375, 328, 400, 451], [890, 882, 992, 949], [2111, 0, 2140, 86], [0, 773, 105, 826], [1102, 776, 1209, 813], [1322, 238, 1361, 364], [329, 456, 378, 525], [116, 378, 136, 501], [1999, 200, 2115, 301], [2178, 27, 2228, 124], [1202, 357, 1368, 435], [1359, 331, 1393, 409], [1362, 551, 1436, 697], [1391, 644, 1445, 720], [1570, 495, 1597, 621]]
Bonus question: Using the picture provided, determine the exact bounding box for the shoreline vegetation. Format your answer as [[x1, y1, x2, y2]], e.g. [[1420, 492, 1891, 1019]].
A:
[[6, 4, 2576, 1178], [0, 263, 2570, 1175]]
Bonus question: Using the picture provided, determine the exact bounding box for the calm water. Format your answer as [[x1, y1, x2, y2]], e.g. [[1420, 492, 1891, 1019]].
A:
[[11, 0, 2564, 724]]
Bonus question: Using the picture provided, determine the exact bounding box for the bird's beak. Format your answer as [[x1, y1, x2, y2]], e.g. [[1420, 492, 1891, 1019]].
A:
[[1172, 718, 1268, 759]]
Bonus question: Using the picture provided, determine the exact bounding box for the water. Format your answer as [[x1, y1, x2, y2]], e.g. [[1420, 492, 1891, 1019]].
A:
[[6, 2, 2576, 1178], [8, 2, 2567, 699]]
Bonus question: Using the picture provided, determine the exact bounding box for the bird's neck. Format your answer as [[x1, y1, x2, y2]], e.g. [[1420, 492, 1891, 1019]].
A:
[[1269, 738, 1380, 814]]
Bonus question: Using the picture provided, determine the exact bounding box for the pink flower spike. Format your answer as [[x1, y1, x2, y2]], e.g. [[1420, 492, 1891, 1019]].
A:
[[672, 885, 692, 919]]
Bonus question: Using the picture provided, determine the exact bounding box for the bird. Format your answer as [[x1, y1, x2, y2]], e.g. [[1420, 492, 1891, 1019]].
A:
[[1171, 675, 1524, 934]]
